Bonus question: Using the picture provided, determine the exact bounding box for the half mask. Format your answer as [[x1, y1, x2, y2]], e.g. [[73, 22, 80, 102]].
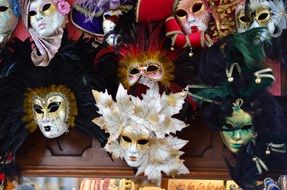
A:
[[235, 0, 278, 37], [118, 51, 174, 89]]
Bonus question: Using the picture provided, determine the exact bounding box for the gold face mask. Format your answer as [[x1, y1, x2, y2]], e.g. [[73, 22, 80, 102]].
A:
[[118, 51, 174, 88], [220, 99, 255, 154], [23, 85, 78, 138], [119, 125, 150, 167], [236, 2, 273, 34]]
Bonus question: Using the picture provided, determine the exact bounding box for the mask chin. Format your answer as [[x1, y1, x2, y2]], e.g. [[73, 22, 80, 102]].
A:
[[124, 153, 148, 168], [39, 123, 69, 138]]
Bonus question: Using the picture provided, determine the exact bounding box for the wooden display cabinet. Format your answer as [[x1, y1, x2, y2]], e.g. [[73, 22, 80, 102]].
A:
[[16, 114, 230, 180]]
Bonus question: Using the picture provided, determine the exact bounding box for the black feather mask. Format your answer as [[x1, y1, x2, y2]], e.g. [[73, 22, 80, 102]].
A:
[[0, 38, 107, 166]]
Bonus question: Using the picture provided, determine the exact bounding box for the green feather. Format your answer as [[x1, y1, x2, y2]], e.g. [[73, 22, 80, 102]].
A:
[[230, 28, 268, 69]]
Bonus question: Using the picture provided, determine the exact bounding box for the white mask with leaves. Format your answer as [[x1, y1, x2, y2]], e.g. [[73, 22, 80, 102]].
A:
[[92, 83, 190, 185]]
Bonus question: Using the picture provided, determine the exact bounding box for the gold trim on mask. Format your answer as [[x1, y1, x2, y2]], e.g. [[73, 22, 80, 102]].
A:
[[22, 85, 78, 133], [118, 51, 175, 88], [253, 6, 271, 26], [237, 9, 252, 30]]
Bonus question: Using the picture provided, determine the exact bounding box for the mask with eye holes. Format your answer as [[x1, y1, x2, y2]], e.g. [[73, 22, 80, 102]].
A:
[[220, 99, 255, 154], [175, 0, 210, 34], [28, 0, 65, 37], [118, 51, 175, 89], [235, 0, 275, 36], [0, 0, 20, 45], [119, 125, 151, 167], [24, 85, 77, 138]]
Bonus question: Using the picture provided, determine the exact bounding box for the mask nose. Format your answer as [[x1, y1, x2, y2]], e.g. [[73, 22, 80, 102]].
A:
[[249, 21, 260, 29], [233, 130, 242, 141], [42, 111, 49, 122], [129, 143, 138, 154], [36, 12, 44, 21], [187, 16, 196, 23]]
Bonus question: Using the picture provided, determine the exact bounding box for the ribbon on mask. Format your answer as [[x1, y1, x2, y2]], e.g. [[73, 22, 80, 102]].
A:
[[252, 156, 269, 174], [165, 16, 205, 53], [265, 143, 286, 155]]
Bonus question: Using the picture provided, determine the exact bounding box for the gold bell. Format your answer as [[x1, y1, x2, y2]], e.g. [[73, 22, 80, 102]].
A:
[[255, 77, 261, 84], [228, 77, 234, 82]]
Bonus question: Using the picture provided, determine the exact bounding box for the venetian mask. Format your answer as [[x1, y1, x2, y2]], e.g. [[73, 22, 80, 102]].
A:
[[103, 14, 119, 46], [118, 52, 174, 88], [220, 99, 255, 154], [235, 0, 275, 35], [23, 85, 77, 138], [33, 92, 69, 138], [28, 0, 66, 37], [175, 0, 210, 34], [0, 0, 19, 45], [119, 125, 150, 167]]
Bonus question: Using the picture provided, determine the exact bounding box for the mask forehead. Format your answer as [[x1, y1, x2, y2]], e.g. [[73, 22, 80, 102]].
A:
[[225, 108, 253, 128], [177, 0, 206, 14]]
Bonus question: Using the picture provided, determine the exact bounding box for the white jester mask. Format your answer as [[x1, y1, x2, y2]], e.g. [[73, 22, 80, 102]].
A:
[[175, 0, 210, 34], [28, 0, 66, 37], [236, 0, 275, 35], [0, 0, 19, 46], [119, 125, 150, 167], [220, 99, 255, 154], [23, 85, 78, 138], [103, 13, 120, 46]]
